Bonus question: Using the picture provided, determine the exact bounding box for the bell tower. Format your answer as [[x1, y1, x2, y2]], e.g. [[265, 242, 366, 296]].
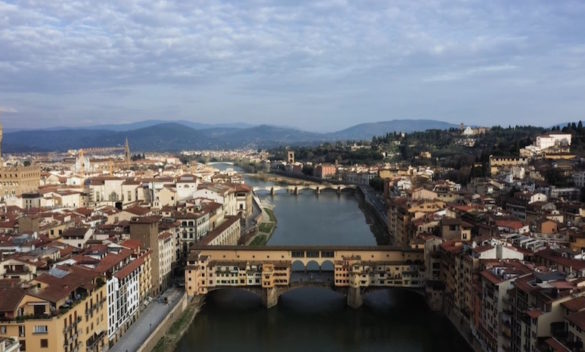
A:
[[0, 114, 4, 160], [125, 137, 131, 163]]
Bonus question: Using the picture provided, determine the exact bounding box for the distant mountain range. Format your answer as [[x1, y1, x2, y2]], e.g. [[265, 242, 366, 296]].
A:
[[3, 119, 458, 152], [4, 120, 255, 133], [330, 120, 457, 140]]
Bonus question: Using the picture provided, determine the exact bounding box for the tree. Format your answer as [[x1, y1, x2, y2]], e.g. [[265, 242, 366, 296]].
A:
[[369, 176, 384, 192]]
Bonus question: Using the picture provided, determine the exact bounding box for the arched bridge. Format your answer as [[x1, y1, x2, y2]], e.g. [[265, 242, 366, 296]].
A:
[[185, 246, 424, 308], [252, 184, 357, 195]]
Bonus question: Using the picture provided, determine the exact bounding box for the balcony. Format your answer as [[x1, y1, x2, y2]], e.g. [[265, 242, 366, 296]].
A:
[[64, 339, 80, 350], [86, 331, 106, 351]]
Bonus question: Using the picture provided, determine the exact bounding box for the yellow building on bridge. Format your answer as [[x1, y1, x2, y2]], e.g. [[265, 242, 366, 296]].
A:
[[186, 246, 425, 308]]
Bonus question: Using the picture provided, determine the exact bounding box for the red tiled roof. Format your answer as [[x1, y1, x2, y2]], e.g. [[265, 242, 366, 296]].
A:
[[31, 265, 99, 303], [121, 239, 142, 250], [158, 232, 173, 241], [567, 310, 585, 331], [536, 249, 585, 270], [75, 208, 93, 217], [545, 337, 571, 352], [496, 220, 525, 230], [62, 227, 89, 238], [93, 250, 132, 273], [526, 309, 543, 319], [114, 257, 144, 279], [125, 207, 151, 216], [0, 287, 26, 312], [562, 296, 585, 312]]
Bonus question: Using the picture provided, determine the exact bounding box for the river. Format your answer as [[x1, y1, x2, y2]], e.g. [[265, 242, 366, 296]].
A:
[[175, 163, 471, 352]]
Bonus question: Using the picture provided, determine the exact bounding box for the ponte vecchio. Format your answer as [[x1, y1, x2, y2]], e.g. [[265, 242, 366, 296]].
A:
[[185, 246, 425, 308]]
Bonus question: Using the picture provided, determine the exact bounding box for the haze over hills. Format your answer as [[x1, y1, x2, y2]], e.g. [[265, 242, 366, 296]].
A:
[[3, 119, 459, 152], [3, 120, 256, 133], [328, 120, 458, 140]]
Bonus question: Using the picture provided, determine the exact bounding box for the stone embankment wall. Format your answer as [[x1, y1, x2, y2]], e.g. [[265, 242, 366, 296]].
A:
[[137, 293, 189, 352]]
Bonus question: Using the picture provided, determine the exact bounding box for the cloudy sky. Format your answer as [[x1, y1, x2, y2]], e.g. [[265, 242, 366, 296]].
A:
[[0, 0, 584, 131]]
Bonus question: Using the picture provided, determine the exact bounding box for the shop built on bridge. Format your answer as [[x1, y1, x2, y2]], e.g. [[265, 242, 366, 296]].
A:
[[185, 246, 430, 309]]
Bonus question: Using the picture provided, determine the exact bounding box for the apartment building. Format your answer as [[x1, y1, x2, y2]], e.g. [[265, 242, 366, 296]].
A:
[[199, 216, 241, 246], [0, 265, 108, 352], [478, 261, 532, 352]]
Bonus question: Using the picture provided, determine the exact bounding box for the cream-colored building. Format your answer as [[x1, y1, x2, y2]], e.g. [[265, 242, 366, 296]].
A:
[[199, 216, 241, 246], [194, 183, 237, 216], [157, 231, 176, 290], [0, 165, 41, 199], [488, 156, 528, 175], [0, 122, 41, 199], [0, 265, 108, 352]]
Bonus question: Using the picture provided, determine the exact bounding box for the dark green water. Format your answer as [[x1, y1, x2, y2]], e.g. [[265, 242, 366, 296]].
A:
[[176, 163, 470, 352], [264, 191, 377, 246]]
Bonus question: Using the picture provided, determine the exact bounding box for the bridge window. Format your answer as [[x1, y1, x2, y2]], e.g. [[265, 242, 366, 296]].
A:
[[292, 251, 304, 258], [321, 251, 334, 258], [306, 251, 319, 258]]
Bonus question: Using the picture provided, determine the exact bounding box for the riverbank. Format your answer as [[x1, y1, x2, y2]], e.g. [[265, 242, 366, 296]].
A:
[[149, 296, 204, 352], [355, 187, 390, 245], [248, 207, 277, 246], [245, 172, 319, 186]]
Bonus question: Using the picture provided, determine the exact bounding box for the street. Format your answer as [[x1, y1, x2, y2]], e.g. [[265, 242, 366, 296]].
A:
[[359, 185, 388, 223], [109, 287, 183, 352]]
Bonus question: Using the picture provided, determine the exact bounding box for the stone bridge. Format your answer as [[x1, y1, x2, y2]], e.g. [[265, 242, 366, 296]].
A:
[[252, 184, 357, 195], [185, 246, 424, 308]]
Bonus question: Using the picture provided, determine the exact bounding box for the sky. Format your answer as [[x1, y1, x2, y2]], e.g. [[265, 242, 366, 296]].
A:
[[0, 0, 584, 132]]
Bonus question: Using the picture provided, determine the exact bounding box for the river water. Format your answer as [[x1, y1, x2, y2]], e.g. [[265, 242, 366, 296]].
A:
[[175, 163, 470, 352]]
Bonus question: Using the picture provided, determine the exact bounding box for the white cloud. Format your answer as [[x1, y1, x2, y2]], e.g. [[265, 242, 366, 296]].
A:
[[425, 64, 518, 82], [0, 106, 17, 113], [0, 0, 583, 129]]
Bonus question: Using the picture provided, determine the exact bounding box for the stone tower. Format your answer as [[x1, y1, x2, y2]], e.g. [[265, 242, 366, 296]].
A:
[[0, 117, 3, 160], [124, 138, 131, 163], [287, 151, 295, 164]]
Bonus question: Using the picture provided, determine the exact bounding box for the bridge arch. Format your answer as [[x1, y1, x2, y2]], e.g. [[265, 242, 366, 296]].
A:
[[291, 260, 306, 272], [305, 260, 321, 271], [205, 286, 265, 303], [320, 260, 334, 271]]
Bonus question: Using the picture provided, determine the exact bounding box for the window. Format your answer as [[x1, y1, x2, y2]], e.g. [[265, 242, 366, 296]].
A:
[[33, 325, 48, 334], [41, 339, 48, 348]]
